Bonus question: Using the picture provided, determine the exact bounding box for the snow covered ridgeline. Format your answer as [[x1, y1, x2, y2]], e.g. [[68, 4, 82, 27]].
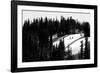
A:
[[53, 33, 90, 55]]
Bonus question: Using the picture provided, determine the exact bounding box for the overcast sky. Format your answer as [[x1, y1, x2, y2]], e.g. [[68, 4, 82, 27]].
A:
[[22, 10, 91, 25]]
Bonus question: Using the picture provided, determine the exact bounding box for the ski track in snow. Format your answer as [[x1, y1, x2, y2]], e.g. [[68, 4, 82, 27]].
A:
[[53, 33, 89, 55]]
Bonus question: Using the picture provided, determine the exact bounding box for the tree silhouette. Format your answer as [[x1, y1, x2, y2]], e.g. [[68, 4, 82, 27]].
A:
[[79, 41, 84, 59], [84, 37, 90, 59], [51, 39, 65, 60], [82, 22, 90, 37]]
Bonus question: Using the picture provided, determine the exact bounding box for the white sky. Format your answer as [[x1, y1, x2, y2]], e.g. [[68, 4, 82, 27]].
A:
[[23, 10, 91, 24]]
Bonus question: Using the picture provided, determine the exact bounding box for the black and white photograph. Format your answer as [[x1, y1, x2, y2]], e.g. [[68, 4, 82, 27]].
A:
[[22, 10, 90, 62], [11, 1, 97, 72]]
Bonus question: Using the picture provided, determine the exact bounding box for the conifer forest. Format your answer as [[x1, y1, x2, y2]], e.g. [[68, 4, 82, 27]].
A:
[[22, 16, 90, 62]]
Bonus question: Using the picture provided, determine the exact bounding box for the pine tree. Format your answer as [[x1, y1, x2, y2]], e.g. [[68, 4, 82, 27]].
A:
[[80, 41, 84, 59], [84, 37, 90, 59]]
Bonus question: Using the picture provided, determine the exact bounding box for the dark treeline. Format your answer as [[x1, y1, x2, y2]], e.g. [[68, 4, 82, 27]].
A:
[[22, 16, 90, 62]]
